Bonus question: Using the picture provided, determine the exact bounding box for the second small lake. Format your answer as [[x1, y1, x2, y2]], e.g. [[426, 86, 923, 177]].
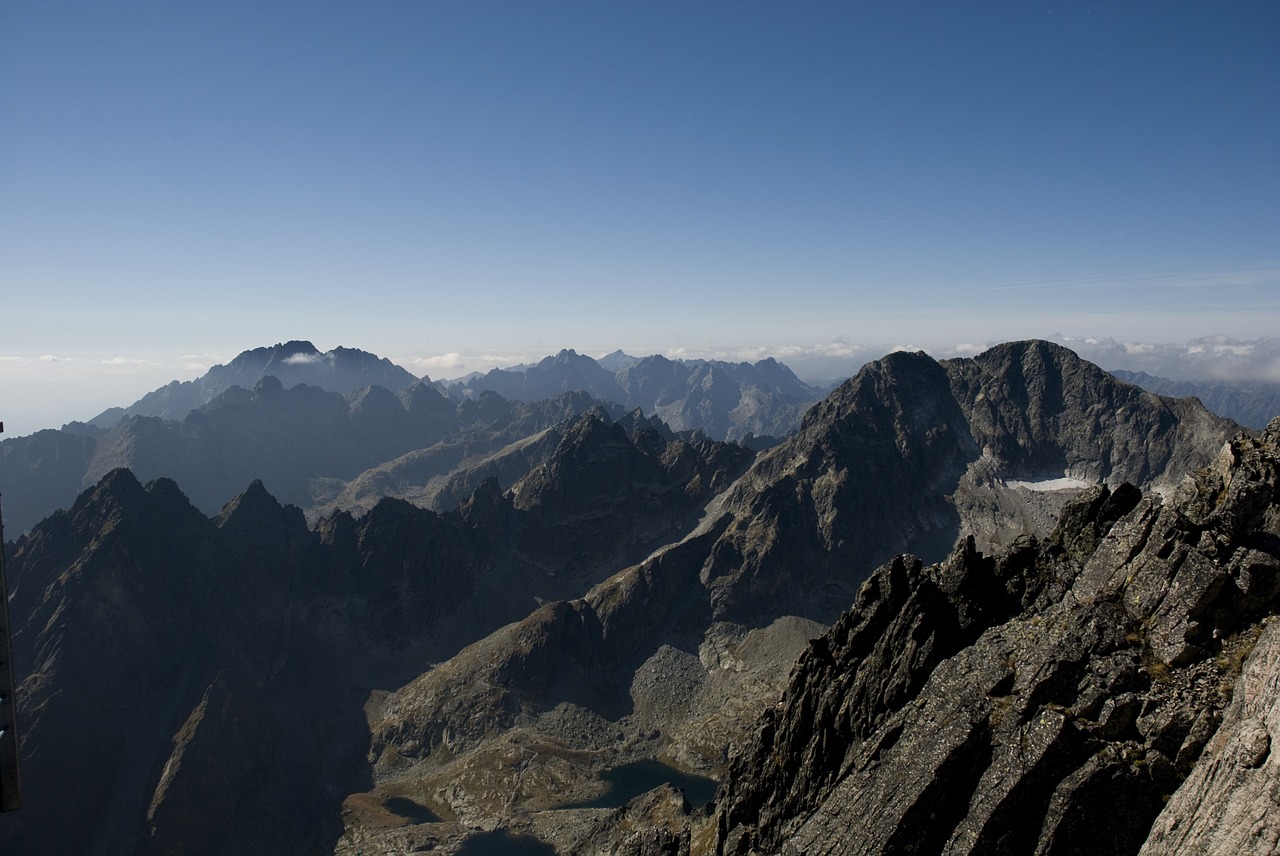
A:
[[456, 829, 558, 855], [382, 796, 441, 824], [556, 759, 719, 810]]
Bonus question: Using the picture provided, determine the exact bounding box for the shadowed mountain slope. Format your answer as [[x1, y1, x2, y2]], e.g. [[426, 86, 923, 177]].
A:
[[0, 409, 749, 855]]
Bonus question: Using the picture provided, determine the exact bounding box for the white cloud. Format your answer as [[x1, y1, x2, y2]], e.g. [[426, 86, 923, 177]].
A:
[[283, 353, 321, 365], [391, 351, 531, 380], [104, 356, 160, 366], [1054, 335, 1280, 381]]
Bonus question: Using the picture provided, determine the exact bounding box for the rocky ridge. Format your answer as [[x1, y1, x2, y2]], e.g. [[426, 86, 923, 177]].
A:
[[457, 349, 822, 442], [714, 418, 1280, 854], [1113, 368, 1280, 431]]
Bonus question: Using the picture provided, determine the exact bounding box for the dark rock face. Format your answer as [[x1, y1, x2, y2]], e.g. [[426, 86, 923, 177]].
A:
[[1139, 618, 1280, 855], [700, 341, 1235, 626], [714, 419, 1280, 855], [953, 340, 1221, 485]]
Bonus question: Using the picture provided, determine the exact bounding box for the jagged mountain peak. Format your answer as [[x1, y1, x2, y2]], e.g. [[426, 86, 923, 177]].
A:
[[398, 379, 452, 407], [597, 349, 640, 372], [214, 479, 286, 529], [227, 339, 321, 368], [254, 374, 285, 395], [457, 475, 510, 526], [62, 468, 201, 535], [87, 464, 147, 503], [345, 383, 405, 422], [803, 348, 936, 414], [547, 347, 583, 362]]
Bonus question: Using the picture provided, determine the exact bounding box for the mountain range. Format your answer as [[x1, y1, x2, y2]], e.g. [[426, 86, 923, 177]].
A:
[[456, 348, 822, 441], [83, 340, 423, 428], [0, 342, 821, 536], [3, 339, 1271, 855]]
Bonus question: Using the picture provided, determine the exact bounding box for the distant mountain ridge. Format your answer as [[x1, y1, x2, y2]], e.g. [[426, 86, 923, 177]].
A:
[[2, 342, 824, 534], [1, 379, 631, 535], [1110, 368, 1280, 430], [455, 348, 822, 441], [82, 342, 822, 441], [86, 340, 422, 428]]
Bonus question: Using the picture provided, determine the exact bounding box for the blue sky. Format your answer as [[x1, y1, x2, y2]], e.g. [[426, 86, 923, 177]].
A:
[[2, 2, 1278, 434]]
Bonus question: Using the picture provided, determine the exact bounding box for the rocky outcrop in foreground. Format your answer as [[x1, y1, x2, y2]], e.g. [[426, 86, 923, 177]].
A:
[[1140, 618, 1280, 855], [715, 418, 1280, 855]]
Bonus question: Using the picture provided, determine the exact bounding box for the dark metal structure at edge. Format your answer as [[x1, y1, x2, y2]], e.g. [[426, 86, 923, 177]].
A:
[[0, 420, 22, 811]]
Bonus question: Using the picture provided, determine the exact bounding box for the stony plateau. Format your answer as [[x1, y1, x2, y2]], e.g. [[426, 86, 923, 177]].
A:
[[0, 339, 1267, 855]]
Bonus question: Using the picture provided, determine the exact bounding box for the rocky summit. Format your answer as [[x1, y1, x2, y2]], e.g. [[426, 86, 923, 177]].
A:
[[0, 340, 1269, 855]]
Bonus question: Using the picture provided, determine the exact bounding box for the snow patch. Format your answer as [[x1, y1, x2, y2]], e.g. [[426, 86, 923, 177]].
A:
[[1007, 477, 1093, 492]]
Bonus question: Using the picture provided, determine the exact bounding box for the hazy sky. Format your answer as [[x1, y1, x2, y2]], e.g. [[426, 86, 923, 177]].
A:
[[2, 2, 1278, 435]]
